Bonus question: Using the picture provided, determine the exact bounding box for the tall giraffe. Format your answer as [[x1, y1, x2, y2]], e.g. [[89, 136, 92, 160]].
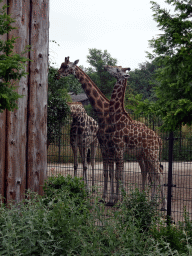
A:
[[56, 57, 114, 205], [68, 102, 99, 188], [104, 65, 166, 210]]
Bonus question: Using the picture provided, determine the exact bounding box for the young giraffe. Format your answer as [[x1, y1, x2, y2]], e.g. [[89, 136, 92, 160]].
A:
[[57, 57, 118, 205], [104, 65, 166, 210], [68, 102, 99, 188], [56, 57, 151, 206]]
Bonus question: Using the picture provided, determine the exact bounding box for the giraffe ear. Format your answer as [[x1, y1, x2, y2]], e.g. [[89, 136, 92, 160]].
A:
[[122, 67, 131, 72], [73, 60, 79, 65]]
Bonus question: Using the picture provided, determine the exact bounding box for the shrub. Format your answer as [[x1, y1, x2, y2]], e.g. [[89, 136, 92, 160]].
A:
[[119, 188, 158, 232]]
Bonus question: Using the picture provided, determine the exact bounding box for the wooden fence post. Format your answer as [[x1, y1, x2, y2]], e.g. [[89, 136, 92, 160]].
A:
[[27, 0, 49, 195], [0, 0, 49, 203], [0, 0, 6, 201]]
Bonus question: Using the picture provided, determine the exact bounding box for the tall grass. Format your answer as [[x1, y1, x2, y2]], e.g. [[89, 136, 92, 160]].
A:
[[0, 175, 192, 255]]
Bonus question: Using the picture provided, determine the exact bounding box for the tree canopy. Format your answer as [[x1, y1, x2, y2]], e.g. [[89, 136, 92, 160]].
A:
[[128, 0, 192, 131], [86, 48, 117, 98], [47, 66, 70, 147], [127, 61, 158, 101]]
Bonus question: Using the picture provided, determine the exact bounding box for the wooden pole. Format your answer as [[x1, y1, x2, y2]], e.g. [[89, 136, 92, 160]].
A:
[[27, 0, 48, 195], [0, 0, 6, 202], [0, 0, 48, 203]]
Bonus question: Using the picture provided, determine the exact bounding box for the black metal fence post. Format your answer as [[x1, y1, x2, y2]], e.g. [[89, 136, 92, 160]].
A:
[[58, 122, 61, 163], [167, 131, 174, 225]]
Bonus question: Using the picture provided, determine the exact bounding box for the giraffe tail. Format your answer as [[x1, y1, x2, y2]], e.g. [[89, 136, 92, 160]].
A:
[[87, 148, 91, 164]]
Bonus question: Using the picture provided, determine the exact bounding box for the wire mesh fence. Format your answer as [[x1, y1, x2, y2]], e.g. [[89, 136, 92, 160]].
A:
[[47, 113, 192, 224]]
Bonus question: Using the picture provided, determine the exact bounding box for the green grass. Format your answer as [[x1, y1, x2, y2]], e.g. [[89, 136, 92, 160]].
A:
[[1, 175, 191, 255]]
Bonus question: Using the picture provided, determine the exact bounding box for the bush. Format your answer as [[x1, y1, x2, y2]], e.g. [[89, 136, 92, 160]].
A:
[[119, 188, 158, 232], [43, 174, 88, 201], [0, 179, 192, 255]]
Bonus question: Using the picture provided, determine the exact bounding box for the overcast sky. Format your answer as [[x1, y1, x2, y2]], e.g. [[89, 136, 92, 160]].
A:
[[49, 0, 175, 71]]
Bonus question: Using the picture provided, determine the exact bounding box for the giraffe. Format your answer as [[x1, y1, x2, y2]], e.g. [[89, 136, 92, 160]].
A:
[[68, 102, 99, 188], [56, 57, 157, 206], [56, 57, 116, 205], [104, 64, 166, 210]]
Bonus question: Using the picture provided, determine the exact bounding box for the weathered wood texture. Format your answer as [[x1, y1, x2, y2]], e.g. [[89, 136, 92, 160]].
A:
[[0, 0, 48, 203], [27, 0, 48, 195], [0, 0, 7, 201], [5, 0, 30, 203]]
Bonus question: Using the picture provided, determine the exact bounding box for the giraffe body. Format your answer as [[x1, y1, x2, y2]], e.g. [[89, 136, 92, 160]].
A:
[[57, 57, 115, 205], [68, 102, 99, 188], [105, 65, 166, 210]]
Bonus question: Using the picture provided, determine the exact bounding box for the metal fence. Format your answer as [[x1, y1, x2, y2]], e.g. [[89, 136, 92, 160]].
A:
[[47, 114, 192, 224]]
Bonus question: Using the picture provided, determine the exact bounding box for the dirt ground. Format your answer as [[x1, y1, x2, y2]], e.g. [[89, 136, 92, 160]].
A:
[[47, 161, 192, 224]]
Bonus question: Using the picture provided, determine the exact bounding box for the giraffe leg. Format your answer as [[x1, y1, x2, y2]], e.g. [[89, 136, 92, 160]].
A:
[[79, 145, 88, 189], [114, 154, 124, 205], [145, 154, 157, 202], [90, 139, 98, 187], [106, 159, 115, 206], [138, 157, 147, 192], [71, 142, 78, 177], [101, 158, 108, 203], [146, 153, 167, 210]]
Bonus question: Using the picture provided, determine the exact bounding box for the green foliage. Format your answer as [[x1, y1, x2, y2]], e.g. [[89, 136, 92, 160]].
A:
[[0, 183, 192, 255], [65, 72, 83, 95], [0, 0, 31, 112], [86, 48, 117, 98], [0, 190, 93, 255], [121, 188, 158, 232], [84, 103, 98, 120], [127, 61, 159, 101], [47, 66, 70, 146], [43, 174, 88, 205], [146, 0, 192, 131], [151, 221, 188, 254]]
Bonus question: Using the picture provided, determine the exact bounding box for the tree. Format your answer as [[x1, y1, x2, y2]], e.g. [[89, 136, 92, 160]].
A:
[[66, 72, 83, 95], [47, 66, 70, 148], [86, 48, 117, 98], [128, 0, 192, 131], [0, 0, 31, 112], [127, 61, 159, 101]]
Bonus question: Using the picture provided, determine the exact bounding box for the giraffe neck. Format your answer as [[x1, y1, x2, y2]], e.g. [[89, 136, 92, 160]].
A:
[[109, 78, 132, 122], [74, 66, 110, 122]]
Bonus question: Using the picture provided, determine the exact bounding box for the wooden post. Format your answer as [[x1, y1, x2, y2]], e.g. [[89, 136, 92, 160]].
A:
[[27, 0, 49, 195], [0, 0, 48, 203], [0, 1, 6, 202]]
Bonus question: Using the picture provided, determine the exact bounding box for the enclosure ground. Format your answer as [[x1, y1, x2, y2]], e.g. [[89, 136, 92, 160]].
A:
[[48, 161, 192, 224]]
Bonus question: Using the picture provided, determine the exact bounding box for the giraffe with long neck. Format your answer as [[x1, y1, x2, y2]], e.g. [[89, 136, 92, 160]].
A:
[[104, 65, 166, 210], [57, 57, 116, 205]]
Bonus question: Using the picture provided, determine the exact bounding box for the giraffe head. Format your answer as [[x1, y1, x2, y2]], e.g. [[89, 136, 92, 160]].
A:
[[104, 65, 131, 81], [67, 102, 86, 118], [56, 57, 79, 79]]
